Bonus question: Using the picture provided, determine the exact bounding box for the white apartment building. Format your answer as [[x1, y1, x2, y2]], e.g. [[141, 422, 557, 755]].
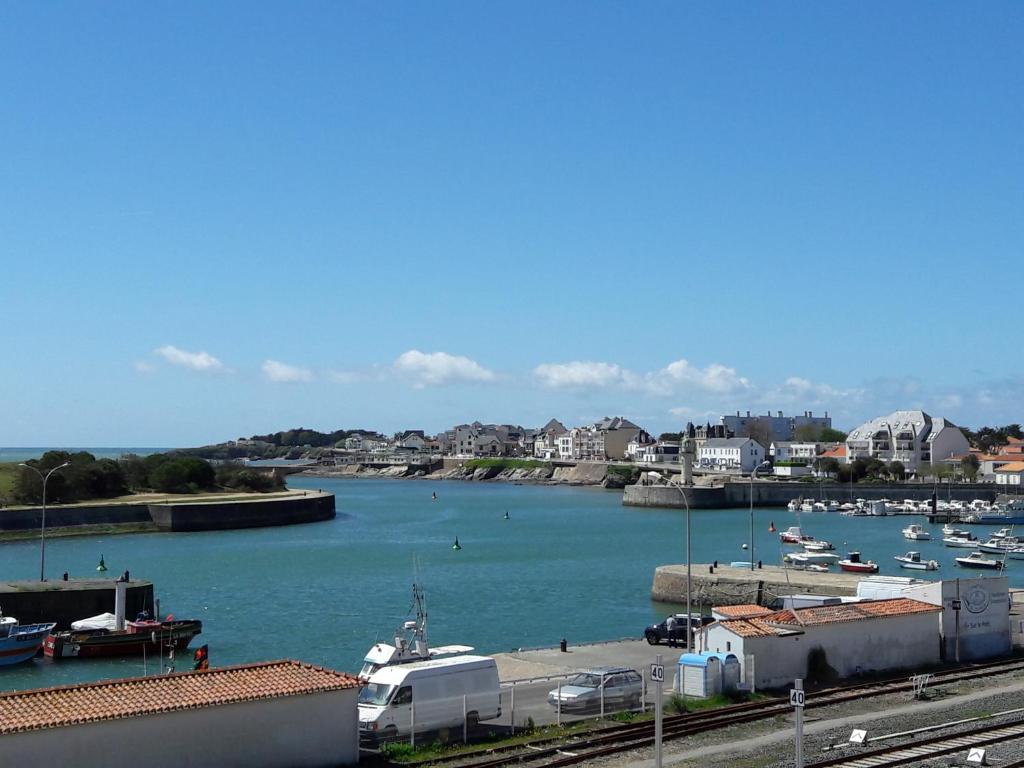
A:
[[845, 410, 969, 471], [995, 462, 1024, 486], [770, 442, 822, 463], [698, 437, 766, 472]]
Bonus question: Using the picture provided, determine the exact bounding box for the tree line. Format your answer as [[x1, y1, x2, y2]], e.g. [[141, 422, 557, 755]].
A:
[[11, 451, 283, 505]]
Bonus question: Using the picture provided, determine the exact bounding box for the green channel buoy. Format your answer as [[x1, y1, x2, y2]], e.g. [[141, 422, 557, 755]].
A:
[[452, 536, 462, 551], [97, 555, 107, 572]]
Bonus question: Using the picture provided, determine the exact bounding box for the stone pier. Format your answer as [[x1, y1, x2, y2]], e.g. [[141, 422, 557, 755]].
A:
[[652, 563, 877, 607]]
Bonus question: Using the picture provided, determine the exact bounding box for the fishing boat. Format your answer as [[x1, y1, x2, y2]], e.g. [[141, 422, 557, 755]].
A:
[[992, 528, 1015, 540], [787, 499, 801, 512], [902, 524, 931, 541], [894, 552, 940, 571], [838, 551, 879, 573], [978, 537, 1021, 554], [0, 610, 56, 666], [942, 524, 971, 537], [44, 617, 202, 659], [955, 552, 1005, 570], [358, 583, 473, 679], [943, 535, 979, 548], [779, 526, 813, 544]]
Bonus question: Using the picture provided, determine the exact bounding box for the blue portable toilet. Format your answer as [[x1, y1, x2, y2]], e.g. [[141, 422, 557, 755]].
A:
[[678, 652, 723, 698], [678, 652, 742, 697]]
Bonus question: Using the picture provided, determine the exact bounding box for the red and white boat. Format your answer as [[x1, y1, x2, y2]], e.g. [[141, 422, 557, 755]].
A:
[[44, 617, 202, 659], [838, 551, 878, 573], [779, 526, 814, 544]]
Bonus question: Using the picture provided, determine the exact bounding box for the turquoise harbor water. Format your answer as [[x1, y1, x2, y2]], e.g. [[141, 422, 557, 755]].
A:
[[0, 476, 1018, 691]]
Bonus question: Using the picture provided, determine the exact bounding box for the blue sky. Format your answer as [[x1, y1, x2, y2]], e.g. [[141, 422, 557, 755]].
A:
[[2, 3, 1021, 446]]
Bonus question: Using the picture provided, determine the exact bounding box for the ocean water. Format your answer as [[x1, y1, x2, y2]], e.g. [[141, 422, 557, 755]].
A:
[[0, 476, 1016, 691]]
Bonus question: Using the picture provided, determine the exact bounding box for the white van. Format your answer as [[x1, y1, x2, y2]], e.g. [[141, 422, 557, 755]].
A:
[[358, 655, 502, 744]]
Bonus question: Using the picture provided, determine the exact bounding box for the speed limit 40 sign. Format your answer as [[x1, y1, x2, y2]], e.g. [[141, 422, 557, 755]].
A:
[[790, 688, 805, 708], [650, 663, 665, 683]]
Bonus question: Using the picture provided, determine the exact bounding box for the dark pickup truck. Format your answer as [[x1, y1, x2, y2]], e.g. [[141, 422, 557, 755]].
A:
[[643, 614, 714, 646]]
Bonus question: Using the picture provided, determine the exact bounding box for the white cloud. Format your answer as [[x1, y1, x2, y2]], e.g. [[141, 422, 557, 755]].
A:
[[155, 345, 225, 372], [534, 361, 639, 390], [534, 358, 750, 396], [394, 350, 496, 388], [647, 359, 752, 395], [262, 359, 314, 383], [133, 360, 156, 374]]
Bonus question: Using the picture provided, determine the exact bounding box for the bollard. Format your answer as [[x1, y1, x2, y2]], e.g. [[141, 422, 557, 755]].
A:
[[713, 560, 718, 568], [758, 560, 763, 569], [560, 638, 567, 652], [708, 566, 714, 574]]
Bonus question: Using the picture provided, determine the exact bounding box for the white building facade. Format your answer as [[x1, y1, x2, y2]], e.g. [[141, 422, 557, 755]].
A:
[[698, 438, 766, 472], [845, 410, 969, 471]]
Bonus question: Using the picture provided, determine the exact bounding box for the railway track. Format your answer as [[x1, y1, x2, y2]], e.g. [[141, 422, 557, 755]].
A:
[[395, 655, 1024, 768], [809, 717, 1024, 767]]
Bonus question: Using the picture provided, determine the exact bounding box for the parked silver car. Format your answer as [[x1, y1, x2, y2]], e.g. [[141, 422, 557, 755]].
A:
[[547, 666, 643, 712]]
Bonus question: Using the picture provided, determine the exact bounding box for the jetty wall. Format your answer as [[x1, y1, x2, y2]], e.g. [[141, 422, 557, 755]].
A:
[[148, 491, 335, 532], [625, 481, 999, 510], [0, 579, 154, 629], [651, 564, 866, 607], [0, 503, 151, 531]]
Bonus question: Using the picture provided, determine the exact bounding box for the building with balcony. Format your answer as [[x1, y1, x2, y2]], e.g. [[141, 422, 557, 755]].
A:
[[845, 410, 969, 471]]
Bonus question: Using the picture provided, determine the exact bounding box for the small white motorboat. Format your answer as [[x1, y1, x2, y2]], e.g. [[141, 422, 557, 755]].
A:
[[894, 552, 940, 571], [992, 528, 1014, 540], [785, 552, 840, 566], [838, 551, 879, 573], [902, 524, 931, 541], [955, 552, 1005, 570], [803, 540, 835, 552], [787, 499, 800, 512], [942, 525, 970, 537], [780, 526, 812, 544], [943, 535, 978, 548]]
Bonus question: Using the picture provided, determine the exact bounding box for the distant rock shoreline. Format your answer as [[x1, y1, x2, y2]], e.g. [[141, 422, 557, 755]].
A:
[[298, 462, 632, 489]]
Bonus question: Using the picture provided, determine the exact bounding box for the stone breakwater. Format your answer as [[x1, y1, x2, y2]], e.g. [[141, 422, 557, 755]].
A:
[[301, 461, 630, 488]]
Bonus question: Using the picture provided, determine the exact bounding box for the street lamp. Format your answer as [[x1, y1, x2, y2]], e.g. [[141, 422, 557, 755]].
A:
[[665, 474, 693, 649], [18, 461, 70, 581], [749, 460, 771, 571]]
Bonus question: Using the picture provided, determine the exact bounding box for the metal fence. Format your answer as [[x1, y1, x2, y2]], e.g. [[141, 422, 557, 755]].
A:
[[359, 656, 755, 749]]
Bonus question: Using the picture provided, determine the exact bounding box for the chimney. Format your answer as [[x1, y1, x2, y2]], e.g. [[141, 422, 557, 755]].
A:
[[746, 410, 751, 417]]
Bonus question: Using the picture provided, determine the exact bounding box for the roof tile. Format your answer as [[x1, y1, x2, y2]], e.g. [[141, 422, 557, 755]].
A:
[[0, 660, 360, 735]]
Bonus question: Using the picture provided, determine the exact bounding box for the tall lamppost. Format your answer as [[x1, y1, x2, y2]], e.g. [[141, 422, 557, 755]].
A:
[[18, 461, 70, 581], [749, 460, 771, 571], [665, 475, 693, 647]]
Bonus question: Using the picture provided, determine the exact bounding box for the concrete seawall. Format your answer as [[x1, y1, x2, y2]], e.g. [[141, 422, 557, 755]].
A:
[[625, 481, 999, 510], [652, 563, 868, 606], [148, 491, 335, 532], [0, 503, 152, 531], [0, 579, 154, 629]]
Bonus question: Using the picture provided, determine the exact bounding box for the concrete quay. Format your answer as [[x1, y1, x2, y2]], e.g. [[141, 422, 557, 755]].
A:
[[625, 480, 998, 510], [493, 638, 659, 682], [652, 563, 875, 606], [0, 578, 154, 629]]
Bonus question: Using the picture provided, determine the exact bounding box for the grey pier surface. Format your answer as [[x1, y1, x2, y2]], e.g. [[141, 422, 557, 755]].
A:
[[0, 578, 154, 629], [651, 563, 899, 606]]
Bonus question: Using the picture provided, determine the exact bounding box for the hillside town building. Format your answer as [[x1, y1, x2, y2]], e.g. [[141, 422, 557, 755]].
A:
[[845, 410, 969, 471]]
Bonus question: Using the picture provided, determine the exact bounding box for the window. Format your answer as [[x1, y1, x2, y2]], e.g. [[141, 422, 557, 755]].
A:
[[392, 686, 413, 706], [726, 641, 731, 652]]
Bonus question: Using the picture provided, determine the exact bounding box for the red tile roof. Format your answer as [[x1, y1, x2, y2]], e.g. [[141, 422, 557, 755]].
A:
[[821, 445, 846, 459], [713, 605, 774, 619], [763, 598, 941, 627], [995, 462, 1024, 473], [0, 660, 360, 735], [713, 618, 787, 638]]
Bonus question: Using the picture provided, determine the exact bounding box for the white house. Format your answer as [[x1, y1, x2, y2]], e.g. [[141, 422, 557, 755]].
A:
[[698, 437, 766, 473], [703, 598, 943, 690], [995, 462, 1024, 486], [0, 660, 361, 768], [846, 410, 969, 471], [641, 441, 680, 464], [626, 435, 657, 461]]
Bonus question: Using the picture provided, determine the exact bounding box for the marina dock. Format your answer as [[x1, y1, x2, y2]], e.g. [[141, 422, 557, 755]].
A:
[[652, 563, 885, 606], [0, 578, 154, 629]]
